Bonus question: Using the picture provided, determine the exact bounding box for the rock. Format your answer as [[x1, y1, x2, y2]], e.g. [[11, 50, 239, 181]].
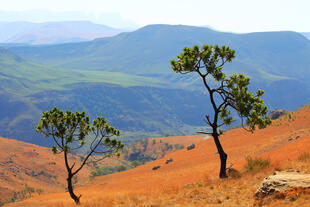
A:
[[165, 158, 173, 164], [295, 136, 300, 139], [152, 166, 160, 170], [268, 109, 287, 120], [255, 170, 310, 204], [187, 144, 195, 151], [288, 138, 293, 141]]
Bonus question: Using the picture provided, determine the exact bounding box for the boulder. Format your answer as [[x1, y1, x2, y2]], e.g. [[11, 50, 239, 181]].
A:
[[187, 144, 195, 151], [255, 170, 310, 204], [152, 166, 161, 170], [268, 109, 287, 120]]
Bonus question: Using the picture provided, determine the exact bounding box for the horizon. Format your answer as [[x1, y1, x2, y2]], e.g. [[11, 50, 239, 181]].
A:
[[0, 0, 309, 33], [0, 17, 309, 35]]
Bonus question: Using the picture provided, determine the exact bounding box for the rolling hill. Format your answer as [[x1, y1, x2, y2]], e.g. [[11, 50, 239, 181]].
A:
[[0, 21, 126, 45], [5, 104, 310, 207], [7, 24, 310, 82], [1, 25, 310, 144], [0, 46, 211, 145], [6, 24, 310, 110]]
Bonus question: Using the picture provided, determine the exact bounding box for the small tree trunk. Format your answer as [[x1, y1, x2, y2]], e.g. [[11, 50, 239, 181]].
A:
[[212, 131, 228, 179], [67, 174, 81, 205], [219, 151, 228, 178]]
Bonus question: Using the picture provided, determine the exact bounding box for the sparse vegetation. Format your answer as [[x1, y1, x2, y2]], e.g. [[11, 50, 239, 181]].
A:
[[91, 165, 131, 177], [298, 152, 310, 161], [244, 156, 270, 172], [2, 184, 43, 206]]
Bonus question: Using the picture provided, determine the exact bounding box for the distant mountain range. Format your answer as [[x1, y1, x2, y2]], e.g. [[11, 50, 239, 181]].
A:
[[1, 24, 310, 146], [302, 32, 310, 40], [8, 25, 310, 81], [0, 21, 128, 45]]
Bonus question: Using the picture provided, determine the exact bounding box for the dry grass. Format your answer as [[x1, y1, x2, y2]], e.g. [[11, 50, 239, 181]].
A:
[[6, 157, 310, 207]]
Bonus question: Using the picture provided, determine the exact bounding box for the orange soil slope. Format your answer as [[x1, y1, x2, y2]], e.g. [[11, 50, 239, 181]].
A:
[[0, 137, 128, 202], [0, 137, 99, 202], [0, 134, 203, 203], [7, 106, 310, 206]]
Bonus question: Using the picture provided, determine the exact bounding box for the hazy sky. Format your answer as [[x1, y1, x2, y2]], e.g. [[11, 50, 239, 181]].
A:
[[0, 0, 309, 32]]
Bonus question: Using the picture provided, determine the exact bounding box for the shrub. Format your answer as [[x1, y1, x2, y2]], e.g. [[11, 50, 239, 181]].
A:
[[91, 165, 131, 177], [131, 160, 142, 168], [244, 156, 270, 172], [174, 144, 184, 150], [298, 152, 310, 161]]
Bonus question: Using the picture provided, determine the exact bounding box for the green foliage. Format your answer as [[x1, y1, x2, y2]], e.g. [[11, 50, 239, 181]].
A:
[[171, 44, 271, 131], [173, 144, 184, 150], [131, 160, 142, 168], [244, 156, 270, 172], [91, 165, 131, 177], [35, 107, 123, 155]]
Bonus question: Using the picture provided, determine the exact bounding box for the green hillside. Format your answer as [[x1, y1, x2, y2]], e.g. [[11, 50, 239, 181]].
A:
[[8, 25, 310, 83], [1, 25, 310, 146], [0, 47, 175, 95], [0, 47, 209, 145]]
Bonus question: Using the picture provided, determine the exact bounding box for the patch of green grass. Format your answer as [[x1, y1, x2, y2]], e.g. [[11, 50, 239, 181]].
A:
[[91, 165, 131, 177]]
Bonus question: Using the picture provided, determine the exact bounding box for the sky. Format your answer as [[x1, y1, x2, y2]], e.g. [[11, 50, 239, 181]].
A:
[[0, 0, 309, 32]]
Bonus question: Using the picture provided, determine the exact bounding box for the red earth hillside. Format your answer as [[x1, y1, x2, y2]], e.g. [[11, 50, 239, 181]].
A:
[[6, 105, 310, 206]]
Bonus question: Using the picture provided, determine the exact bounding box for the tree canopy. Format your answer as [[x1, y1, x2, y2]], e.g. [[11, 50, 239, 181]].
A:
[[35, 107, 124, 204]]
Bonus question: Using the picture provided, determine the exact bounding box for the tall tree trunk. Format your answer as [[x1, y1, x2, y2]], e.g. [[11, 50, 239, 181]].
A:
[[67, 173, 81, 204], [212, 130, 228, 179]]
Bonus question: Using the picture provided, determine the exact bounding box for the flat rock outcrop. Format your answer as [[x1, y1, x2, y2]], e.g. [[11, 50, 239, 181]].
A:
[[255, 170, 310, 204]]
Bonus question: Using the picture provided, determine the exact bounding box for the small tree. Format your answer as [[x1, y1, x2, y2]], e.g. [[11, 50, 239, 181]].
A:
[[35, 107, 124, 204], [170, 45, 271, 178]]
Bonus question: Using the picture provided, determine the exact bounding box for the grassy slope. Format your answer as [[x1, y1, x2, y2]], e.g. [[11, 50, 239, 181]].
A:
[[8, 25, 310, 82], [6, 104, 310, 207], [0, 47, 211, 145], [0, 47, 172, 96], [7, 25, 310, 111]]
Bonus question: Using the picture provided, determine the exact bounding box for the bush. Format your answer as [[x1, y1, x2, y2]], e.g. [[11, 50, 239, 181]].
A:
[[174, 144, 184, 150], [91, 165, 131, 177], [131, 160, 142, 168], [244, 156, 270, 172], [5, 184, 43, 204]]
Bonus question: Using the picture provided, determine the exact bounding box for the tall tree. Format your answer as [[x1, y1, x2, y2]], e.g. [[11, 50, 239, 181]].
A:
[[35, 107, 124, 204], [170, 45, 271, 178]]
